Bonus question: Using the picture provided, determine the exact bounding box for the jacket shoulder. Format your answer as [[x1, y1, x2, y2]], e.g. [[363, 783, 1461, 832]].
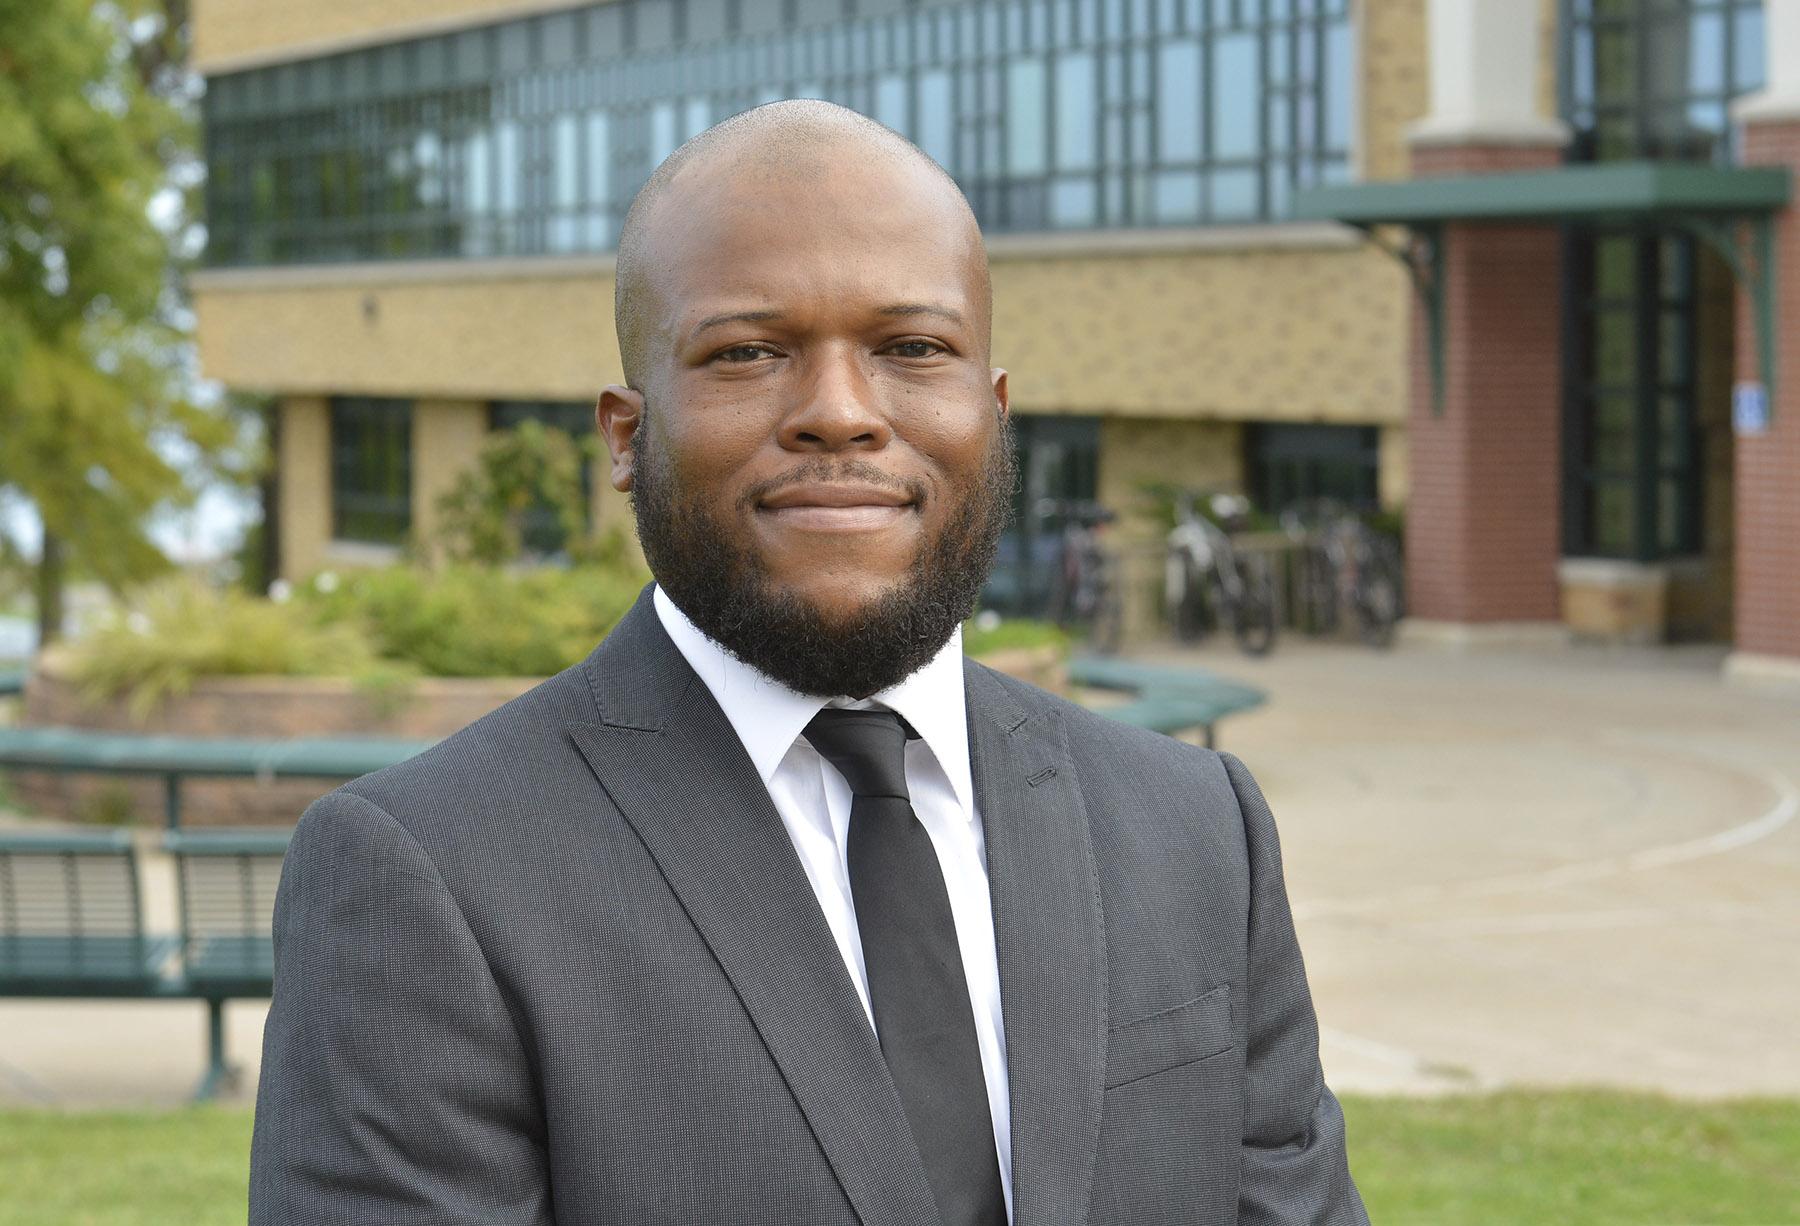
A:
[[329, 656, 599, 827], [971, 659, 1233, 782]]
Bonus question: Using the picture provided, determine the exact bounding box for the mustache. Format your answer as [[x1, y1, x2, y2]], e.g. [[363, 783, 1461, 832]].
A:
[[738, 460, 928, 511]]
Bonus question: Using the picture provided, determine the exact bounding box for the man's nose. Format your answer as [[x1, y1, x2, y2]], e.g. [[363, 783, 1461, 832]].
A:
[[778, 348, 893, 452]]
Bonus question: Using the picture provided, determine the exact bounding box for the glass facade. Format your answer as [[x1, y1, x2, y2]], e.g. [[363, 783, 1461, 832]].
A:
[[330, 398, 413, 544], [1562, 0, 1765, 164], [202, 0, 1353, 266], [1560, 0, 1762, 561]]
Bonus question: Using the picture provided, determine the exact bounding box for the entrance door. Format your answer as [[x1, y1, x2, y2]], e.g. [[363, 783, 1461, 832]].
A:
[[1562, 227, 1703, 562]]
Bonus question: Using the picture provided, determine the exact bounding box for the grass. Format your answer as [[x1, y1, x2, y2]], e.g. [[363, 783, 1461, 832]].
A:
[[0, 1106, 252, 1225], [962, 616, 1070, 660], [0, 1092, 1795, 1224], [1343, 1091, 1800, 1224]]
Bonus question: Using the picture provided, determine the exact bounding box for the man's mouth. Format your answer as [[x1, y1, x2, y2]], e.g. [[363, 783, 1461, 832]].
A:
[[757, 482, 919, 531]]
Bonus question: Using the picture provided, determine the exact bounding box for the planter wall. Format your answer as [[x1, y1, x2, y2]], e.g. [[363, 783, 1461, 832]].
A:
[[16, 655, 539, 827], [11, 645, 1067, 828]]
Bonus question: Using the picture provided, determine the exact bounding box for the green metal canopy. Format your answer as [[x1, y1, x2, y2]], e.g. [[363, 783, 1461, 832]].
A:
[[1292, 160, 1792, 409], [1292, 161, 1789, 226]]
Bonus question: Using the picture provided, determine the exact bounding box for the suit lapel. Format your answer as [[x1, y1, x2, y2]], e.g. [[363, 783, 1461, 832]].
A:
[[566, 593, 941, 1226], [966, 662, 1107, 1226]]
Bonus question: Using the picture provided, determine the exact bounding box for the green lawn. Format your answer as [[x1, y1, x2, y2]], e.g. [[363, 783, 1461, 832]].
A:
[[0, 1092, 1795, 1224], [1344, 1092, 1800, 1224]]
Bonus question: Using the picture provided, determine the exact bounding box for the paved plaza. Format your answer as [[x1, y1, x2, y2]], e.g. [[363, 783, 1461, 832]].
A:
[[3, 638, 1797, 1107]]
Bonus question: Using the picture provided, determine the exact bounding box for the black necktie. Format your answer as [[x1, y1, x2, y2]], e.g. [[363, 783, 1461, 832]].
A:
[[802, 708, 1007, 1226]]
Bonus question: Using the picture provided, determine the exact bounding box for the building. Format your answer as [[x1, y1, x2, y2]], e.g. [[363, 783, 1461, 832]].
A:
[[189, 0, 1800, 680]]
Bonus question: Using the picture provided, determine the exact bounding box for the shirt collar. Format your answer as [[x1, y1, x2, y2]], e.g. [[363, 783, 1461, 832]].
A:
[[652, 584, 976, 822]]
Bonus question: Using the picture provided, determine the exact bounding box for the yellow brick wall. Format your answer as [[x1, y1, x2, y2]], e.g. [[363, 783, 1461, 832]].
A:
[[193, 0, 602, 73], [991, 242, 1409, 421], [194, 266, 624, 402], [276, 396, 331, 582], [1360, 0, 1430, 182], [1378, 422, 1409, 509], [1538, 0, 1563, 121], [412, 399, 491, 555], [196, 238, 1411, 424]]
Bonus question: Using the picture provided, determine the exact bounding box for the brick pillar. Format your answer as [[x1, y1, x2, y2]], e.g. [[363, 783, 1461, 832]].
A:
[[1728, 119, 1800, 678], [1401, 144, 1565, 634]]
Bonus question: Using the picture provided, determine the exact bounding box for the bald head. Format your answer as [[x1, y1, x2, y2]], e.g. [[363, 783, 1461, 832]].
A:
[[612, 100, 988, 389]]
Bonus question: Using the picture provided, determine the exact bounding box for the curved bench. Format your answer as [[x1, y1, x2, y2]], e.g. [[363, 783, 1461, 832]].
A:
[[1068, 655, 1267, 748]]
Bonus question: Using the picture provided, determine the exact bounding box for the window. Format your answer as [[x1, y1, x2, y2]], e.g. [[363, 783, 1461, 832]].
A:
[[1562, 230, 1704, 561], [330, 398, 413, 545], [1246, 424, 1381, 515], [1557, 1, 1761, 560], [202, 0, 1354, 266], [984, 415, 1101, 618], [489, 401, 597, 556], [1562, 0, 1765, 164]]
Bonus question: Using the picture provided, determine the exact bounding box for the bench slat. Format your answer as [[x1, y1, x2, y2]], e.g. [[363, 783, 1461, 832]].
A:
[[0, 727, 432, 778]]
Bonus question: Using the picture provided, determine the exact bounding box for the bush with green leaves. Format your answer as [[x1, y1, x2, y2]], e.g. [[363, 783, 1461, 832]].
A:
[[298, 563, 647, 679], [66, 578, 380, 723], [65, 559, 1067, 720], [429, 422, 601, 566]]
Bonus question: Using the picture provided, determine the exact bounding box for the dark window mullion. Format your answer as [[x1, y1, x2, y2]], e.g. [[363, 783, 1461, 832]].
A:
[[1631, 232, 1661, 563]]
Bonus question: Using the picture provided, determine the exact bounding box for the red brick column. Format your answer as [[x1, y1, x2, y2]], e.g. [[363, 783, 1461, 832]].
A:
[[1733, 120, 1800, 667], [1403, 144, 1565, 628]]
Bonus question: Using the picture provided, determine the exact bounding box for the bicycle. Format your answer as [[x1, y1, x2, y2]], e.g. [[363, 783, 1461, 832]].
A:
[[1279, 500, 1404, 648], [1042, 498, 1124, 655], [1164, 492, 1277, 657]]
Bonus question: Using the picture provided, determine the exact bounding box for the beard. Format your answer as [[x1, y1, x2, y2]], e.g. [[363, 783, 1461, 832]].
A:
[[631, 406, 1017, 699]]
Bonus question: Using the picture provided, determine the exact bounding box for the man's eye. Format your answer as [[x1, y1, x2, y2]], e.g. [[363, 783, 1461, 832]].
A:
[[716, 344, 774, 363], [887, 340, 943, 359]]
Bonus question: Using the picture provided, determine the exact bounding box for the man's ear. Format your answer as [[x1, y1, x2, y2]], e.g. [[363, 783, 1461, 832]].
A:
[[991, 368, 1010, 422], [597, 386, 644, 492]]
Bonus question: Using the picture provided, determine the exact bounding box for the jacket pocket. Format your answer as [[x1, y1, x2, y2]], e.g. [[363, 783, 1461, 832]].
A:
[[1103, 982, 1235, 1090]]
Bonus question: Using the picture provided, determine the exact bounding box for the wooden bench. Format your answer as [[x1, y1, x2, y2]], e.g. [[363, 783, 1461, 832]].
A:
[[0, 827, 290, 1099], [0, 727, 431, 828], [1067, 655, 1266, 748]]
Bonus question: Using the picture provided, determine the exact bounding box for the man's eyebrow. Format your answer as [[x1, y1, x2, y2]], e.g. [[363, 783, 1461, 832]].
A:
[[689, 309, 784, 338], [876, 303, 966, 326]]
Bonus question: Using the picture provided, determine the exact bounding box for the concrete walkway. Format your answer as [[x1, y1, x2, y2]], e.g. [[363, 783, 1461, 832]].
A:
[[3, 638, 1797, 1106], [1163, 638, 1800, 1099]]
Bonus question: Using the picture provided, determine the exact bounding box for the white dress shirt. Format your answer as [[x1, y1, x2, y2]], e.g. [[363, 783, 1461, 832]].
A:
[[653, 585, 1014, 1219]]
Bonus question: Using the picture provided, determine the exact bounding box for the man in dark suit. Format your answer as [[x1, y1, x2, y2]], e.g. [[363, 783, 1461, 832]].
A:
[[250, 100, 1366, 1225]]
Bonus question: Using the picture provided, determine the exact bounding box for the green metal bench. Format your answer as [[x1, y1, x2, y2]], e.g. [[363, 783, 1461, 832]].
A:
[[1068, 655, 1266, 748], [0, 827, 291, 1100], [0, 727, 432, 828], [0, 829, 177, 997], [166, 829, 290, 1098]]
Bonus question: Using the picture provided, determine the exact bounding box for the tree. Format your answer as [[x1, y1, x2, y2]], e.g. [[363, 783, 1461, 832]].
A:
[[0, 0, 247, 644]]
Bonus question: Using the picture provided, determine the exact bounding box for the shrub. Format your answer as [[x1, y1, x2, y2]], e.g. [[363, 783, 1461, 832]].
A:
[[298, 563, 647, 678], [67, 578, 380, 723], [429, 422, 601, 565]]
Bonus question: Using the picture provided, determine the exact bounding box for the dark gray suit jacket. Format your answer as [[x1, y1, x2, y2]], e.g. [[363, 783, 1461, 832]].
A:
[[250, 587, 1366, 1225]]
